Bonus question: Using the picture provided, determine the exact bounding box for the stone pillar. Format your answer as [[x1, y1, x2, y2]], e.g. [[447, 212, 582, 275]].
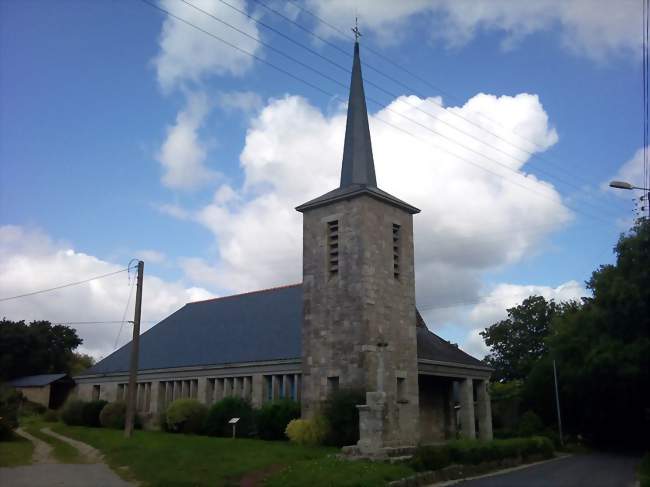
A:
[[144, 383, 151, 412], [476, 379, 493, 441], [294, 374, 301, 402], [151, 382, 163, 414], [198, 378, 209, 405], [357, 392, 386, 456], [445, 380, 457, 440], [224, 377, 232, 397], [215, 378, 223, 402], [271, 375, 279, 401], [251, 374, 264, 408], [459, 378, 476, 439]]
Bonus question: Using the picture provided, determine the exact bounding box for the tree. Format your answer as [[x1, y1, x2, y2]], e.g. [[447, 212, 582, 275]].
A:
[[68, 353, 95, 376], [538, 220, 650, 447], [0, 320, 83, 381], [480, 296, 573, 381]]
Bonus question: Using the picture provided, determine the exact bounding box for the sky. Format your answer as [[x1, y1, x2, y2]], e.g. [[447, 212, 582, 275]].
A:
[[0, 0, 644, 360]]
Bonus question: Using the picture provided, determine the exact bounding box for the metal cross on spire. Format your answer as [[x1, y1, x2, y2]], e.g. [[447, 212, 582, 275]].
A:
[[351, 17, 362, 41]]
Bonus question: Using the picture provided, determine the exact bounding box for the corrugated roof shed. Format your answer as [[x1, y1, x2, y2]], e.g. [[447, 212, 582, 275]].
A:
[[82, 284, 486, 376], [7, 373, 68, 387]]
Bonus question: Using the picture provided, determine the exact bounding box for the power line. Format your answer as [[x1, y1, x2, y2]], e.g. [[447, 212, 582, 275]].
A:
[[196, 0, 622, 220], [50, 320, 157, 326], [141, 0, 615, 225], [254, 0, 626, 210], [0, 267, 135, 303], [114, 274, 137, 349]]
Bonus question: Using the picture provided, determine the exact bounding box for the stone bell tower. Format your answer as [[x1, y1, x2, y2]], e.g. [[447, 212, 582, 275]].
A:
[[296, 40, 420, 448]]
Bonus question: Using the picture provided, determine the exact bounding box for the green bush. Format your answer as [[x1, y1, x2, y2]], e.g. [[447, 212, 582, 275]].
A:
[[203, 397, 254, 438], [639, 452, 650, 487], [81, 400, 108, 427], [165, 399, 208, 434], [255, 399, 301, 440], [411, 437, 554, 472], [517, 410, 544, 437], [0, 386, 21, 440], [99, 401, 127, 429], [60, 398, 86, 426], [20, 400, 46, 416], [43, 409, 59, 422], [285, 417, 329, 446], [322, 388, 365, 446]]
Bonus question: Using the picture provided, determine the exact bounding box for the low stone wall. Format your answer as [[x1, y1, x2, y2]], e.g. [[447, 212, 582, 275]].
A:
[[388, 454, 549, 487]]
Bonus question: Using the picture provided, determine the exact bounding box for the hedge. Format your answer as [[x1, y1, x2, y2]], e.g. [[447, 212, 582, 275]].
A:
[[411, 437, 554, 472], [60, 399, 86, 426], [285, 417, 329, 446], [0, 386, 21, 440], [255, 399, 301, 440], [322, 388, 365, 446], [203, 397, 254, 438], [82, 400, 108, 427], [165, 399, 207, 434]]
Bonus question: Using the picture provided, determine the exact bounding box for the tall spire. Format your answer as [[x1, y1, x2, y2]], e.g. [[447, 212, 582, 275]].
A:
[[340, 40, 377, 188]]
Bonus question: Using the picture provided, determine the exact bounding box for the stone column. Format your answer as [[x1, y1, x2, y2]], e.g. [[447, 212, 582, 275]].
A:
[[215, 378, 223, 402], [243, 376, 251, 400], [151, 382, 163, 414], [251, 374, 264, 408], [271, 375, 279, 401], [198, 378, 209, 404], [294, 374, 301, 402], [445, 380, 457, 440], [144, 383, 152, 412], [476, 379, 493, 441], [357, 391, 386, 456], [459, 378, 476, 439], [224, 377, 232, 397]]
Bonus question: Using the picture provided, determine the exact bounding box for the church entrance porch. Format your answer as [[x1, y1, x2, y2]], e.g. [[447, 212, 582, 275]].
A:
[[418, 372, 493, 443]]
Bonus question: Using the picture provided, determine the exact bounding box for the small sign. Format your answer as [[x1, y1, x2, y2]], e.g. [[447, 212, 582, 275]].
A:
[[228, 417, 240, 424]]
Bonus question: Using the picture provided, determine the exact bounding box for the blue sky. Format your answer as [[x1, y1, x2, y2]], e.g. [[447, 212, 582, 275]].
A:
[[0, 0, 643, 358]]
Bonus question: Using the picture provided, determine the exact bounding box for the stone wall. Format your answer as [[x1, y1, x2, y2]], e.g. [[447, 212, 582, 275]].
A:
[[17, 386, 50, 408], [301, 194, 420, 446]]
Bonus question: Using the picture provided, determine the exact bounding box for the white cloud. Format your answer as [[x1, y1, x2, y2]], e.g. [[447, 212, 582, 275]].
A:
[[136, 249, 167, 264], [157, 91, 217, 190], [606, 146, 646, 197], [218, 91, 263, 114], [305, 0, 639, 61], [459, 279, 587, 359], [166, 91, 571, 317], [154, 0, 261, 92], [0, 225, 214, 359]]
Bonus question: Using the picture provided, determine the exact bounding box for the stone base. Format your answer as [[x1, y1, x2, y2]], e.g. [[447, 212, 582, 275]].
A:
[[340, 444, 416, 462]]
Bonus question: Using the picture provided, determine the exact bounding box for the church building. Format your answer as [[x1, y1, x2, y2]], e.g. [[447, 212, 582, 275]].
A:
[[75, 40, 493, 448]]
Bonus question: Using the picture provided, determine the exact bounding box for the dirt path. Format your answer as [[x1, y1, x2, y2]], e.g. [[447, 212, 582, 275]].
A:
[[0, 427, 136, 487], [40, 427, 103, 463], [14, 427, 54, 464]]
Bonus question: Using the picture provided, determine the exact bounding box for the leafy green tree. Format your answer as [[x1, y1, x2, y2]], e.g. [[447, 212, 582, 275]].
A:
[[68, 353, 95, 376], [0, 319, 82, 381], [480, 296, 573, 381]]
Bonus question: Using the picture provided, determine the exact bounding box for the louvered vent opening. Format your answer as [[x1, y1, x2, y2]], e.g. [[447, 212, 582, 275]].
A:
[[393, 223, 401, 279], [328, 220, 339, 277]]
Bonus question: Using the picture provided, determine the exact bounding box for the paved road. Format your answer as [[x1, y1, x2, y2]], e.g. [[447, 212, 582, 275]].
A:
[[0, 464, 134, 487], [455, 453, 640, 487]]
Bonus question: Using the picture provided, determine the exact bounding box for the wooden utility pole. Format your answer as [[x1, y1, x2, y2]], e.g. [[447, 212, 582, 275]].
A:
[[124, 260, 144, 438]]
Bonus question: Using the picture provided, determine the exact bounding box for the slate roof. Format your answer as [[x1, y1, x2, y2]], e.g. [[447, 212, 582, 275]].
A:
[[82, 284, 486, 376], [7, 373, 68, 387]]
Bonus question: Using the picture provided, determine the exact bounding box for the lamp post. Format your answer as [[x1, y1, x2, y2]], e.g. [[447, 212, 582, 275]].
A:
[[609, 181, 650, 219]]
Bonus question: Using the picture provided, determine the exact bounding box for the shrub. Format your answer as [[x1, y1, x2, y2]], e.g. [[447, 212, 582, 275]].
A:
[[20, 400, 47, 416], [322, 388, 365, 446], [60, 399, 86, 426], [255, 399, 301, 440], [82, 400, 108, 427], [411, 437, 554, 472], [517, 410, 544, 437], [43, 409, 59, 422], [0, 386, 21, 440], [285, 417, 328, 446], [204, 397, 254, 438], [165, 399, 208, 434], [639, 452, 650, 487], [99, 401, 127, 429]]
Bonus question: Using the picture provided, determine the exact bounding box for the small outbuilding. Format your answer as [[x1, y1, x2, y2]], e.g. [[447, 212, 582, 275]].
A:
[[6, 373, 75, 409]]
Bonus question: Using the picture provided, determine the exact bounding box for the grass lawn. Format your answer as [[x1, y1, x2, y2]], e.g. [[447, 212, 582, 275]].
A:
[[51, 423, 414, 486], [0, 434, 34, 467]]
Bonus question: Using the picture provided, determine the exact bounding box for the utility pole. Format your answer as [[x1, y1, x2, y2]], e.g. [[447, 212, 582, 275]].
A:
[[552, 359, 564, 447], [124, 260, 144, 438]]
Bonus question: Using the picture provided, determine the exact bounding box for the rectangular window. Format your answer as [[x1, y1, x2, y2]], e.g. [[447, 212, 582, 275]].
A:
[[117, 384, 125, 401], [396, 377, 407, 403], [392, 223, 401, 279], [327, 376, 339, 394], [92, 385, 100, 401], [327, 220, 339, 277]]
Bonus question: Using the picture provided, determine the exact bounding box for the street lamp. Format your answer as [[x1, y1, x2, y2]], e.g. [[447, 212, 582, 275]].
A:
[[609, 180, 650, 218]]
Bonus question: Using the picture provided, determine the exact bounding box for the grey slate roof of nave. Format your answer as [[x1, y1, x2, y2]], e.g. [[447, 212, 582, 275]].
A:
[[82, 284, 486, 376]]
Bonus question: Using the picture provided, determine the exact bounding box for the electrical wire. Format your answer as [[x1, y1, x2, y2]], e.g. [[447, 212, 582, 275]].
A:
[[114, 275, 137, 349], [137, 0, 615, 225], [0, 267, 135, 303], [187, 0, 623, 220], [255, 0, 627, 209]]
